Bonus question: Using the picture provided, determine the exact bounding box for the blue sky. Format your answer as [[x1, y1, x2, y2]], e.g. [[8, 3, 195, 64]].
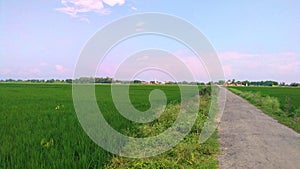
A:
[[1, 0, 300, 83]]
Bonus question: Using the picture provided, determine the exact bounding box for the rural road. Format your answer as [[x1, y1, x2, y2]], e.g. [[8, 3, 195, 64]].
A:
[[218, 89, 300, 169]]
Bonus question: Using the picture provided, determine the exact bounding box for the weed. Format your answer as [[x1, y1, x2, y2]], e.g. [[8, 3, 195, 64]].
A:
[[105, 90, 219, 169]]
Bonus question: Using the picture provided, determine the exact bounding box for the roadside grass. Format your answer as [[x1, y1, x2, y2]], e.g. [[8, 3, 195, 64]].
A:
[[229, 87, 300, 133], [105, 88, 219, 169], [230, 86, 300, 115]]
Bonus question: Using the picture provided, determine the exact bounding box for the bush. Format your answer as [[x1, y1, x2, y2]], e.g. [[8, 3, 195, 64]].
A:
[[291, 107, 300, 118], [261, 96, 281, 114], [199, 87, 211, 96]]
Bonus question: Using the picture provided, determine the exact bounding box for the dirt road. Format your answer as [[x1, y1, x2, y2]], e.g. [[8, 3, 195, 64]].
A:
[[218, 89, 300, 169]]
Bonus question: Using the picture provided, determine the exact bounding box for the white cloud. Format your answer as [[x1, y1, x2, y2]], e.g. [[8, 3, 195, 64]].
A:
[[222, 65, 232, 77], [169, 50, 300, 83], [39, 62, 48, 67], [131, 6, 138, 11], [219, 51, 300, 82], [29, 68, 41, 74], [135, 21, 145, 32], [103, 0, 125, 7], [55, 65, 69, 74], [0, 69, 13, 75], [55, 0, 127, 20]]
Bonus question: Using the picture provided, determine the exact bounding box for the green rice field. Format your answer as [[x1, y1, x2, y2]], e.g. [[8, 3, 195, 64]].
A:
[[0, 83, 218, 168], [231, 86, 300, 112]]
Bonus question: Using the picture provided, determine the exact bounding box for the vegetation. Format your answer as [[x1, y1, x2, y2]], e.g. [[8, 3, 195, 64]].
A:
[[224, 79, 300, 87], [105, 86, 219, 168], [229, 87, 300, 133], [0, 78, 206, 85], [290, 82, 300, 87], [0, 83, 218, 168], [231, 87, 300, 113], [0, 83, 114, 168], [225, 79, 279, 86]]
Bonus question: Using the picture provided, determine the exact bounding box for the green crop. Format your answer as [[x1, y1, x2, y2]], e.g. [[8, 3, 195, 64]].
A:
[[0, 83, 218, 168]]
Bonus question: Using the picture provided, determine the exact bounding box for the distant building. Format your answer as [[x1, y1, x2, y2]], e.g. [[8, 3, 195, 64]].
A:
[[141, 81, 149, 85], [225, 82, 245, 86]]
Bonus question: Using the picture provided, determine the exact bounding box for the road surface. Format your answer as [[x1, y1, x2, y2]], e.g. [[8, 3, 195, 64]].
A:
[[218, 89, 300, 169]]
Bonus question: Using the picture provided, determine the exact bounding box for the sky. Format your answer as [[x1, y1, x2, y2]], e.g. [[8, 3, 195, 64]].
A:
[[1, 0, 300, 83]]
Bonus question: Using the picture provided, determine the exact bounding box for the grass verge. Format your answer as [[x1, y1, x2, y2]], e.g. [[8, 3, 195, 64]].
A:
[[105, 91, 219, 169]]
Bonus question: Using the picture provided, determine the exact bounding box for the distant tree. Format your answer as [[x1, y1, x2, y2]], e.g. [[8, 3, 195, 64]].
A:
[[46, 79, 55, 83], [55, 79, 61, 83], [189, 82, 198, 85], [94, 77, 113, 83], [103, 77, 113, 83], [206, 81, 213, 85], [114, 80, 122, 83], [290, 83, 299, 87], [75, 77, 94, 83], [231, 79, 236, 84], [65, 79, 73, 83], [94, 78, 101, 83], [242, 80, 250, 86], [29, 79, 40, 83], [263, 81, 278, 86], [6, 79, 16, 82], [166, 81, 177, 84], [133, 80, 142, 84], [218, 80, 225, 85], [279, 82, 286, 86], [248, 80, 278, 86], [197, 82, 205, 85]]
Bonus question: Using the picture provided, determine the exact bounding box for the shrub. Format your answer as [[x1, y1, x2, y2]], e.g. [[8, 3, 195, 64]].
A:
[[291, 107, 300, 118], [261, 96, 281, 114], [199, 87, 211, 96]]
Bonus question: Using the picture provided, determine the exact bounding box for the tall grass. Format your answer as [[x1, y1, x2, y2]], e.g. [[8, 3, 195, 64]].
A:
[[105, 87, 219, 169]]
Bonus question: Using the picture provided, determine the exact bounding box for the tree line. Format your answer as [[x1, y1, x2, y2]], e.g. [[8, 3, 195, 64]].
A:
[[0, 78, 299, 87], [0, 77, 113, 84], [224, 79, 299, 87]]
